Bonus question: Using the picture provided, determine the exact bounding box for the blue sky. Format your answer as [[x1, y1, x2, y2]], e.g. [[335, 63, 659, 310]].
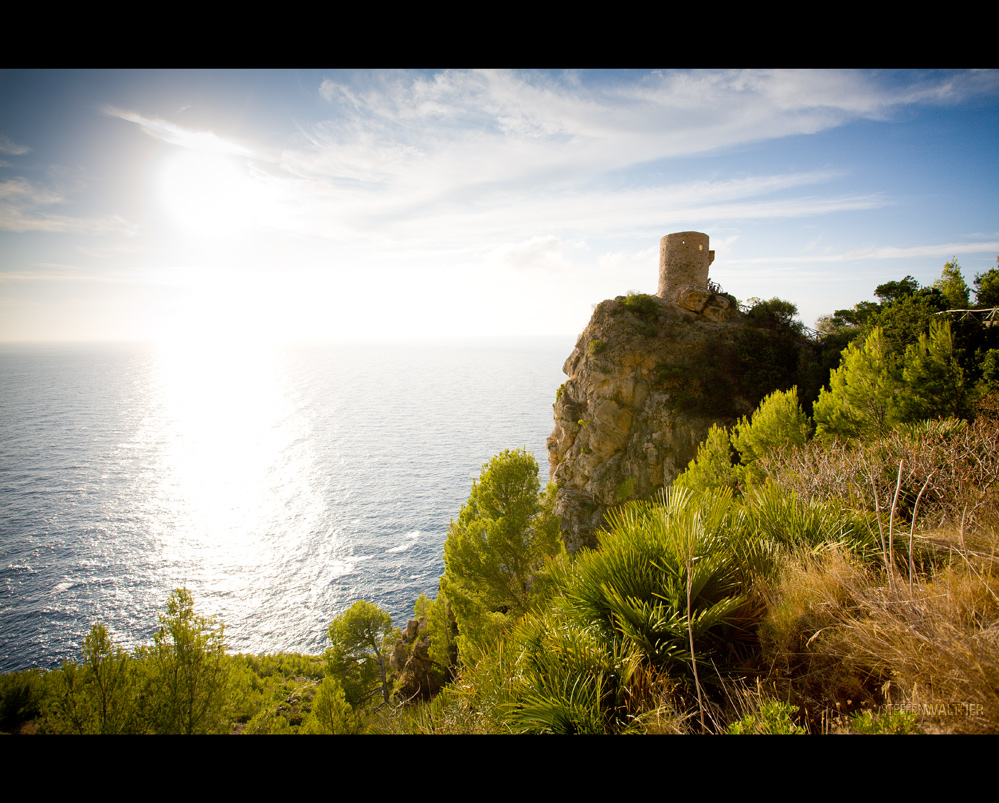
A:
[[1, 69, 997, 343]]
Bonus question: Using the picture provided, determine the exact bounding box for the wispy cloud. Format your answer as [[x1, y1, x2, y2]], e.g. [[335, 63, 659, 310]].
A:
[[15, 73, 995, 254], [307, 69, 994, 186], [732, 240, 999, 264], [0, 134, 30, 156], [103, 106, 258, 158], [327, 172, 886, 253], [0, 177, 137, 235], [271, 70, 991, 245]]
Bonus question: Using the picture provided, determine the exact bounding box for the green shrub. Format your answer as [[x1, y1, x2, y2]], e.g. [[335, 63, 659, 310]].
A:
[[727, 699, 805, 734], [731, 387, 810, 487], [304, 676, 362, 734], [441, 449, 563, 660], [618, 292, 660, 317], [850, 707, 921, 734], [744, 297, 804, 333], [653, 360, 687, 387], [0, 669, 46, 730], [55, 622, 136, 734], [673, 424, 738, 495], [137, 588, 239, 734], [655, 335, 744, 417]]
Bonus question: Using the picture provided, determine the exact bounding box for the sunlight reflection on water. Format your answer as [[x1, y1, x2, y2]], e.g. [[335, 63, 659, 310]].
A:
[[0, 337, 570, 672]]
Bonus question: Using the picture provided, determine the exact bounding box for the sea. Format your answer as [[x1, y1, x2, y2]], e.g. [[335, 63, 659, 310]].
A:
[[0, 336, 574, 673]]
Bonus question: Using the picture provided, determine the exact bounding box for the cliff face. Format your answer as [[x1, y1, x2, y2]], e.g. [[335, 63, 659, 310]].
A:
[[547, 289, 784, 553]]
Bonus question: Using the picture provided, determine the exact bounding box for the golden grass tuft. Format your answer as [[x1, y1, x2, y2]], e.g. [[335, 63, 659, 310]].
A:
[[761, 524, 999, 734]]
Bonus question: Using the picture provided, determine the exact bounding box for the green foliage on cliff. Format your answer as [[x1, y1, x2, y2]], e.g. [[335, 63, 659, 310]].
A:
[[654, 297, 816, 420], [440, 448, 563, 660], [675, 388, 810, 493], [56, 623, 135, 734], [654, 336, 741, 417], [618, 291, 660, 317], [673, 424, 739, 494], [136, 588, 241, 734], [615, 476, 636, 501], [743, 297, 805, 334], [326, 600, 399, 706]]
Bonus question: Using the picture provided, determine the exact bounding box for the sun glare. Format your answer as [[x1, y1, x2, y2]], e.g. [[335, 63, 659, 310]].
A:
[[158, 150, 254, 239]]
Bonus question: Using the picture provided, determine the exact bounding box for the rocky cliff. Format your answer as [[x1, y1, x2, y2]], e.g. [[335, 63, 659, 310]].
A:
[[547, 232, 810, 552]]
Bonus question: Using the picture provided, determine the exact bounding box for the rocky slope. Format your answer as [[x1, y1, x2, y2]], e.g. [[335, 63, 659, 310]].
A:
[[547, 289, 801, 552]]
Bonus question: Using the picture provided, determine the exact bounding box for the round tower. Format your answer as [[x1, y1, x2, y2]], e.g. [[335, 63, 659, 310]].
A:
[[657, 231, 714, 299]]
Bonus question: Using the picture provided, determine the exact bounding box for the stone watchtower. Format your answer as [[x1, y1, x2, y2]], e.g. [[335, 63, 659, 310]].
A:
[[657, 231, 715, 301]]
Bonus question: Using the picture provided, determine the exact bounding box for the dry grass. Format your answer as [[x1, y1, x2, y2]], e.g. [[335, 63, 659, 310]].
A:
[[758, 408, 999, 538], [761, 526, 999, 734], [621, 664, 693, 734], [761, 547, 884, 718]]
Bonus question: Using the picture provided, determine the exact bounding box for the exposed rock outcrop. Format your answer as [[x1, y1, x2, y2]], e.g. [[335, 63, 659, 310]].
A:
[[546, 232, 809, 552], [391, 618, 442, 701]]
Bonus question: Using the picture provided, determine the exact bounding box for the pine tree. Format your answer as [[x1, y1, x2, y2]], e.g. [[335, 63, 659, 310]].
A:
[[933, 257, 971, 309], [440, 448, 562, 659], [138, 588, 236, 734], [731, 387, 810, 487], [306, 675, 361, 734], [56, 623, 136, 734], [325, 600, 398, 706], [896, 319, 967, 421], [973, 259, 999, 308], [813, 327, 901, 440], [673, 424, 739, 494]]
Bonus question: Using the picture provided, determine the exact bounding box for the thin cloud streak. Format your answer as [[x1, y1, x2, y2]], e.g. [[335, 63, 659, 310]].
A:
[[0, 177, 137, 235], [103, 106, 259, 158], [239, 166, 868, 249], [732, 241, 999, 264], [335, 185, 888, 252], [0, 135, 30, 156]]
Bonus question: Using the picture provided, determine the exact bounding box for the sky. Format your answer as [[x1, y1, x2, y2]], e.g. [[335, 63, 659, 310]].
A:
[[1, 68, 997, 344]]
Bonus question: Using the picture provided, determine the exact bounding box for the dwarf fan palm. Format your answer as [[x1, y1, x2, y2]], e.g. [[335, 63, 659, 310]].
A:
[[566, 487, 763, 680]]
